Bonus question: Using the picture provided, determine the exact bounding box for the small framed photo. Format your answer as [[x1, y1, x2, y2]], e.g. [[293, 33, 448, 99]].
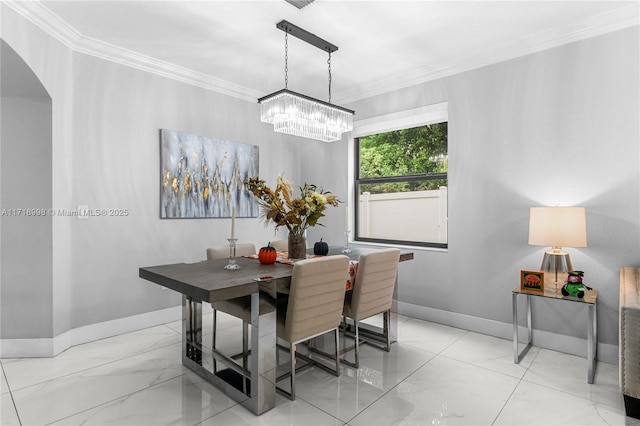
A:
[[520, 270, 544, 292]]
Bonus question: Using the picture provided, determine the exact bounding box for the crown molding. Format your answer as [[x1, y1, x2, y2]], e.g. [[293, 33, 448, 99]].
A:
[[334, 3, 640, 104], [4, 0, 83, 49], [5, 1, 638, 105], [3, 0, 262, 103]]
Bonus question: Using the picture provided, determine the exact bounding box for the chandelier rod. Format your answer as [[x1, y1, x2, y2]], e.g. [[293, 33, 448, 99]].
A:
[[276, 20, 338, 53]]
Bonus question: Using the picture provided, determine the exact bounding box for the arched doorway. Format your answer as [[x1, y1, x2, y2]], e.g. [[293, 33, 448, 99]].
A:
[[1, 39, 54, 349]]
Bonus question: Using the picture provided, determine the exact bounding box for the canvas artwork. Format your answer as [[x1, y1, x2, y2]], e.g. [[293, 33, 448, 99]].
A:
[[160, 129, 259, 219]]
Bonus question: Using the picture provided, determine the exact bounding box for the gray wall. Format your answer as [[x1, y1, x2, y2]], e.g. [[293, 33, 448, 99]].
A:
[[1, 42, 53, 338], [2, 4, 638, 362], [1, 5, 294, 342], [329, 26, 639, 355]]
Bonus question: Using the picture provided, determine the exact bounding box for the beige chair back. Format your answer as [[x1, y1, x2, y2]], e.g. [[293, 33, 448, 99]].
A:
[[281, 255, 350, 343], [347, 249, 400, 321], [207, 243, 256, 260], [270, 240, 288, 252]]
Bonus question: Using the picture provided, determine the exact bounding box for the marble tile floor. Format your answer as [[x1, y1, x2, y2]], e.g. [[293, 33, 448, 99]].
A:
[[1, 312, 639, 426]]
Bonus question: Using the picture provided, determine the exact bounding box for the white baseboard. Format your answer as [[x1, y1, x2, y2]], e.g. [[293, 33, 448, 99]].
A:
[[398, 301, 618, 365], [0, 304, 212, 358], [2, 301, 616, 365]]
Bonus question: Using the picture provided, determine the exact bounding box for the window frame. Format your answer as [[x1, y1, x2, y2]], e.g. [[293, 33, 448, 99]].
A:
[[351, 103, 448, 249]]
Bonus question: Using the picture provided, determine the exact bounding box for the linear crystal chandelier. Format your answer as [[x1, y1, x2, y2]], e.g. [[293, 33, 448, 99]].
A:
[[258, 20, 354, 143]]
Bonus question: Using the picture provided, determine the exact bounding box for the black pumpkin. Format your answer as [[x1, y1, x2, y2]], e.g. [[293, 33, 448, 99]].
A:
[[313, 238, 329, 256]]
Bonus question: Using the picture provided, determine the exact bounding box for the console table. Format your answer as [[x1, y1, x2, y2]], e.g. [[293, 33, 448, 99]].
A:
[[512, 287, 598, 383]]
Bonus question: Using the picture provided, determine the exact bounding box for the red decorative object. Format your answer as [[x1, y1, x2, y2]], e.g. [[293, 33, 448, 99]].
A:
[[258, 243, 277, 264]]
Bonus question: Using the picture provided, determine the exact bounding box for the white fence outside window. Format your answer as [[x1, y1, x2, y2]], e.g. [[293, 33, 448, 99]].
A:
[[358, 187, 448, 244]]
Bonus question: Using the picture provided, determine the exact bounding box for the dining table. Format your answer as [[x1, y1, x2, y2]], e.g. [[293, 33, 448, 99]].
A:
[[138, 245, 413, 415]]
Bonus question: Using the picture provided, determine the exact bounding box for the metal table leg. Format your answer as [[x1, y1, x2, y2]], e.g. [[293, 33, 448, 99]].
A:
[[587, 302, 597, 384], [513, 292, 532, 364], [390, 276, 398, 343], [247, 292, 276, 413], [181, 294, 276, 415], [184, 296, 203, 365], [512, 293, 518, 363]]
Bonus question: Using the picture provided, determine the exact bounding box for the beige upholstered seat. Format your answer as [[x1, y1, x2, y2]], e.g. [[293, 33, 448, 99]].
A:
[[206, 243, 256, 260], [270, 240, 288, 252], [276, 255, 350, 400], [341, 248, 400, 368]]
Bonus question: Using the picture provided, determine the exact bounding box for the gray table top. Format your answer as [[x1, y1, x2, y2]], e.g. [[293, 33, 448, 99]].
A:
[[139, 257, 293, 303], [139, 245, 414, 303]]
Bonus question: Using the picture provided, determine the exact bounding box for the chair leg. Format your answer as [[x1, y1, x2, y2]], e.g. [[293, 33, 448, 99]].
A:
[[334, 328, 340, 375], [276, 333, 340, 400], [242, 321, 248, 394], [212, 309, 217, 348], [345, 319, 361, 369], [354, 319, 360, 368], [275, 341, 298, 401], [340, 318, 360, 369], [212, 309, 217, 372], [341, 311, 392, 369], [290, 343, 296, 400], [383, 309, 391, 352]]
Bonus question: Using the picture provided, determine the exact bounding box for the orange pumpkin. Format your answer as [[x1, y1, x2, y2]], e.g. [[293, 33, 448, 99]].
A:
[[258, 243, 277, 265]]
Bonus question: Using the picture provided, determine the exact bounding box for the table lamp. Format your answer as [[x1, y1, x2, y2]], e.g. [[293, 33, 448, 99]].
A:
[[528, 206, 587, 289]]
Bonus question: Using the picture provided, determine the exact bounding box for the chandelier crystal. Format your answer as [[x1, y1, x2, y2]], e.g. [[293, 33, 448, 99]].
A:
[[259, 20, 354, 143], [259, 89, 354, 143]]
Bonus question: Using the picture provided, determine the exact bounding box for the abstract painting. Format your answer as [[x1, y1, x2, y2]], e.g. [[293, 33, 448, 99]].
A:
[[160, 129, 259, 219]]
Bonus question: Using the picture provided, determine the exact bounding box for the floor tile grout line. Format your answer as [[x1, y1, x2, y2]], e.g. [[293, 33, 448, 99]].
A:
[[343, 328, 537, 425], [397, 330, 470, 357], [161, 322, 183, 335], [489, 345, 541, 426], [39, 370, 193, 426], [192, 402, 241, 426], [496, 347, 622, 421], [519, 369, 623, 411], [436, 351, 531, 382], [292, 389, 349, 425], [339, 345, 439, 425], [1, 362, 23, 426], [5, 316, 626, 425], [490, 373, 525, 425], [332, 319, 474, 423], [5, 340, 184, 394]]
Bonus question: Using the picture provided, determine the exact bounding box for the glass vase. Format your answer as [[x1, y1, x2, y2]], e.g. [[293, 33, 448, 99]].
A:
[[288, 232, 307, 260]]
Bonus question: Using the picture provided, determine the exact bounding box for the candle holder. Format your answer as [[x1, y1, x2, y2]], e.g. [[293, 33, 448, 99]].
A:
[[341, 231, 352, 254], [224, 238, 241, 270]]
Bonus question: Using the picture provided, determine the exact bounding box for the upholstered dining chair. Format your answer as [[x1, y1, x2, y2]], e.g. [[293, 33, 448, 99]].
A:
[[206, 243, 256, 261], [206, 241, 258, 349], [275, 255, 350, 400], [341, 248, 401, 368], [205, 242, 271, 392], [270, 239, 288, 252]]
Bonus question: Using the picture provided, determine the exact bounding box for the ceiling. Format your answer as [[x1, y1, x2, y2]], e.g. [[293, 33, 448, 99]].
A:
[[5, 1, 639, 104]]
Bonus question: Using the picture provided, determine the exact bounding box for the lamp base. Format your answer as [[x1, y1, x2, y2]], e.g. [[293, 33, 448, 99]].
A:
[[540, 249, 573, 292]]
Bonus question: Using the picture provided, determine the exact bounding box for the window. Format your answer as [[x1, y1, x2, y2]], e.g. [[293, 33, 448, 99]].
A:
[[353, 104, 448, 248]]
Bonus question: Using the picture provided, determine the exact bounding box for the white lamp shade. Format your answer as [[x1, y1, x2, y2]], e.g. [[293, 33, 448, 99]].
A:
[[528, 206, 587, 248]]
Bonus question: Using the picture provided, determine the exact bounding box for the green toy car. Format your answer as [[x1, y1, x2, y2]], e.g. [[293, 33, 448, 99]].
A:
[[561, 271, 592, 298]]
